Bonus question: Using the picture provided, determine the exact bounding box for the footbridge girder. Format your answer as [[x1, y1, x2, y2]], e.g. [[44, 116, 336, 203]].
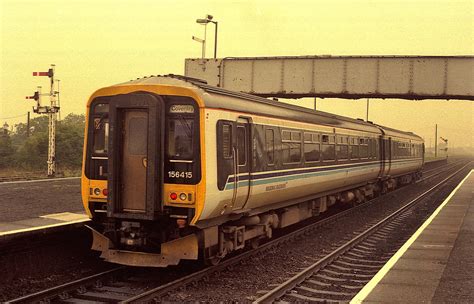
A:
[[185, 56, 473, 100]]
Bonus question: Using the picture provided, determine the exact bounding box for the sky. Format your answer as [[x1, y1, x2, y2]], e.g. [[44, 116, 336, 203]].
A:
[[1, 0, 473, 150]]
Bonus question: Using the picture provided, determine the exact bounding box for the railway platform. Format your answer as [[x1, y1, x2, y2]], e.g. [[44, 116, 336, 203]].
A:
[[0, 211, 88, 239], [0, 177, 87, 241], [352, 169, 474, 303]]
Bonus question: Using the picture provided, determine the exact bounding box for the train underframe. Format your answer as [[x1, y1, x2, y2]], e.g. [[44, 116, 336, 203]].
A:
[[88, 170, 422, 267]]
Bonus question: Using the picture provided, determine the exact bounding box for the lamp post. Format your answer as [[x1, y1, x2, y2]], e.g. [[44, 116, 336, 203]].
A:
[[196, 15, 218, 59], [366, 98, 370, 121]]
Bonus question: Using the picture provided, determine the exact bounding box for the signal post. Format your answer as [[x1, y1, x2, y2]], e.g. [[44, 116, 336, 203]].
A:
[[26, 64, 60, 177]]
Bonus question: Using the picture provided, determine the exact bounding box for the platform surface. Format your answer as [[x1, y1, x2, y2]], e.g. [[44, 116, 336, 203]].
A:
[[0, 177, 88, 237], [0, 211, 89, 237], [352, 169, 474, 303]]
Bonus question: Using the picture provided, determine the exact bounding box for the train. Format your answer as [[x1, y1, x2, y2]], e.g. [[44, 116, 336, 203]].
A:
[[81, 74, 424, 267]]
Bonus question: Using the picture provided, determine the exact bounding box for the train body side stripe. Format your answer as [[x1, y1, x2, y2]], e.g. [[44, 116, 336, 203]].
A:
[[224, 162, 374, 190], [223, 159, 422, 190]]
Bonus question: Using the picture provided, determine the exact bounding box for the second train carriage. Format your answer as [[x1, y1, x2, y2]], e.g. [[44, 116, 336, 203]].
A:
[[82, 75, 424, 267]]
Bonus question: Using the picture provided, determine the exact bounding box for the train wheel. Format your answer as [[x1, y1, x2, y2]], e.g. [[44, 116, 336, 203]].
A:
[[250, 238, 260, 249], [207, 256, 222, 266]]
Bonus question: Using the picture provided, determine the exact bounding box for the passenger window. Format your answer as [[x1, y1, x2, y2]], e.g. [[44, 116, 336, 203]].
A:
[[282, 129, 301, 164], [336, 145, 348, 160], [322, 144, 335, 161], [337, 136, 348, 144], [360, 145, 368, 158], [304, 132, 320, 143], [237, 126, 247, 166], [282, 130, 291, 141], [283, 143, 301, 163], [369, 139, 376, 158], [304, 143, 320, 162], [222, 124, 232, 159], [292, 131, 301, 141], [349, 145, 359, 159], [336, 136, 349, 160], [128, 117, 148, 155], [266, 129, 275, 165], [358, 137, 368, 158]]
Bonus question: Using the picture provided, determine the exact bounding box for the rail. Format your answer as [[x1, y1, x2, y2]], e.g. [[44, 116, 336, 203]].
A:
[[6, 268, 125, 304]]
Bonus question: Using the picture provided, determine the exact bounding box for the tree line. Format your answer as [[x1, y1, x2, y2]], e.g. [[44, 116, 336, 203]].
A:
[[0, 114, 85, 171]]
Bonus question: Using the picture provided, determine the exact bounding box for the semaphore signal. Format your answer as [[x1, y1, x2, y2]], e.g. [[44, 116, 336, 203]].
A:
[[25, 64, 60, 177], [25, 91, 40, 101], [33, 71, 50, 77]]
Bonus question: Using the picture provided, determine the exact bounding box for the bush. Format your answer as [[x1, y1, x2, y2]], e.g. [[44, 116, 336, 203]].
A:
[[6, 114, 85, 171]]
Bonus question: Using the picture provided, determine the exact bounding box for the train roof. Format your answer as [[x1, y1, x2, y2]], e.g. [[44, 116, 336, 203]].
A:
[[374, 124, 423, 141], [119, 74, 422, 140]]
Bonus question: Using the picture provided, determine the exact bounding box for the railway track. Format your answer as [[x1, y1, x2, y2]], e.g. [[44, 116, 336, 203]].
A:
[[253, 162, 471, 303], [421, 158, 462, 178], [0, 174, 39, 183], [7, 268, 126, 303], [6, 160, 469, 303]]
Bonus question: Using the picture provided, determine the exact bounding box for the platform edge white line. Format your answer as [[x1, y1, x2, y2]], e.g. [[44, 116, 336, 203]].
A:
[[350, 169, 473, 304], [0, 176, 80, 185]]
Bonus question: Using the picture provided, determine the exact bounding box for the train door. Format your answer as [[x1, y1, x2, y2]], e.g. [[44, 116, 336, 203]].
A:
[[231, 117, 251, 210], [121, 110, 148, 211], [108, 93, 163, 220], [379, 136, 385, 178], [385, 137, 392, 176], [422, 143, 425, 165]]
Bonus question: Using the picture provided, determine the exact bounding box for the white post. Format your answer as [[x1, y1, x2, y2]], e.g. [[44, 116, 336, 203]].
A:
[[202, 23, 207, 59], [47, 64, 57, 176]]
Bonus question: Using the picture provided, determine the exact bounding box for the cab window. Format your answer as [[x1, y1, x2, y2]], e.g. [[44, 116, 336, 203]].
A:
[[92, 103, 109, 155], [167, 117, 194, 159]]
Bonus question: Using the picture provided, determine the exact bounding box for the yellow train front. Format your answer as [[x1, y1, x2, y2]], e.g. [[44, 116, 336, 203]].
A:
[[82, 75, 424, 267], [82, 76, 208, 267]]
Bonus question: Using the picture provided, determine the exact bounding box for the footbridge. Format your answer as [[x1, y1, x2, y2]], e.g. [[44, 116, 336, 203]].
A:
[[184, 56, 473, 100]]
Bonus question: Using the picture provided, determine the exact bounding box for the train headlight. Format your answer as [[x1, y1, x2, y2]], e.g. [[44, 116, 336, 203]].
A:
[[166, 190, 195, 205], [93, 188, 101, 196]]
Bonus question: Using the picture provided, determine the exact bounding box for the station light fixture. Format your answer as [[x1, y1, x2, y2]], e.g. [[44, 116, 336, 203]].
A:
[[194, 14, 218, 59]]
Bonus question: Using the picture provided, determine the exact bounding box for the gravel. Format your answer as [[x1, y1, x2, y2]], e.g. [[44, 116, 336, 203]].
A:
[[0, 232, 115, 302]]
